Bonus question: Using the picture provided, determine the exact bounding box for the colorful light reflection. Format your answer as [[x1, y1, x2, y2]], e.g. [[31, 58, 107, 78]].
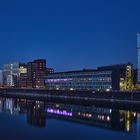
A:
[[47, 108, 73, 117]]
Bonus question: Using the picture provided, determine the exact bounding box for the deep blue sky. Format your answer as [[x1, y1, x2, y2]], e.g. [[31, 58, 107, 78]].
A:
[[0, 0, 140, 71]]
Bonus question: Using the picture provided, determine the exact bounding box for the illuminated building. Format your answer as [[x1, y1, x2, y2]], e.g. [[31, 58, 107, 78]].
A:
[[19, 64, 27, 74], [125, 64, 133, 90], [26, 59, 54, 88], [137, 33, 140, 86], [120, 63, 134, 91], [45, 63, 133, 91], [19, 63, 27, 88], [3, 60, 54, 88], [98, 63, 135, 91], [3, 63, 20, 87], [3, 63, 28, 88], [46, 69, 112, 91]]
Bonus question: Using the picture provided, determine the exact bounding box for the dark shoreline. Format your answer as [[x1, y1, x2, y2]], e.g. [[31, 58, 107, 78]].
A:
[[0, 88, 140, 106]]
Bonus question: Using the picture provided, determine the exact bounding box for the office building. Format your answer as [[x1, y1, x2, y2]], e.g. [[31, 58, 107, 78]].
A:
[[3, 63, 27, 87], [45, 63, 134, 91], [98, 63, 134, 91], [26, 59, 54, 88], [3, 63, 20, 87], [19, 64, 27, 88], [46, 69, 112, 91]]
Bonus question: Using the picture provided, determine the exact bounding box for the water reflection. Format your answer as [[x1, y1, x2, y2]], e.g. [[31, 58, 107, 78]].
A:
[[138, 113, 140, 140], [46, 103, 138, 133], [0, 97, 139, 134]]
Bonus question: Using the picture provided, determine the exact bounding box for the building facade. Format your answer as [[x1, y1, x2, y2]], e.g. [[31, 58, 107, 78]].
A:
[[3, 63, 27, 87], [19, 64, 27, 88], [137, 33, 140, 85], [45, 63, 134, 91], [3, 63, 19, 87], [46, 69, 112, 91], [98, 63, 134, 91], [25, 59, 54, 89]]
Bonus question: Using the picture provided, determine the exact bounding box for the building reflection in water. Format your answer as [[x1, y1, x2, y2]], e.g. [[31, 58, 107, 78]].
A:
[[0, 98, 20, 115], [46, 103, 137, 132], [137, 113, 140, 140], [27, 101, 46, 128], [0, 97, 139, 134]]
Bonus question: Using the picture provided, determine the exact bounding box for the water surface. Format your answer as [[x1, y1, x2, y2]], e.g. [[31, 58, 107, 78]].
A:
[[0, 97, 139, 140]]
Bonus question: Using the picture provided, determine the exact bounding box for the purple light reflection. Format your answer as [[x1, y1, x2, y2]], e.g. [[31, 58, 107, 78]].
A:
[[47, 108, 73, 117]]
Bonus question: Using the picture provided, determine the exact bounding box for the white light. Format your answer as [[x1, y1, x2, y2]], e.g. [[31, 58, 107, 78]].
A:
[[106, 89, 110, 92], [70, 88, 74, 91]]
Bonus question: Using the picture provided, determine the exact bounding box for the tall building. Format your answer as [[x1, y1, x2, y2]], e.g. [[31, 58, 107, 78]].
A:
[[26, 59, 54, 89], [125, 64, 133, 90], [3, 63, 20, 87], [19, 64, 27, 88], [137, 33, 140, 85]]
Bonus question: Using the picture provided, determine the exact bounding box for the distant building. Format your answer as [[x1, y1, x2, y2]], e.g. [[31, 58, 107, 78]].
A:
[[133, 69, 138, 88], [19, 64, 27, 88], [19, 73, 27, 88], [45, 63, 134, 91], [18, 59, 54, 89], [98, 63, 134, 91], [3, 63, 27, 87], [137, 33, 140, 85], [46, 68, 54, 74], [3, 63, 20, 87], [26, 59, 54, 89]]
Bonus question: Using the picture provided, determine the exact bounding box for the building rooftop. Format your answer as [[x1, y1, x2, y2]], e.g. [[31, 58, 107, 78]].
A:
[[98, 63, 132, 70], [47, 63, 132, 75]]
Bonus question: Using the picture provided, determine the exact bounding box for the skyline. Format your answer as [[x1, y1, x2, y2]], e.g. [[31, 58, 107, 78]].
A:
[[0, 0, 140, 71]]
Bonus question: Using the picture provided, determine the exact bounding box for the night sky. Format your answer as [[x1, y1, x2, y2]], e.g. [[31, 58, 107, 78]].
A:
[[0, 0, 140, 71]]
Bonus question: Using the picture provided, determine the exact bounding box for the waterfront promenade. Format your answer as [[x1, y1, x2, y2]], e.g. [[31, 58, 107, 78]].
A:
[[0, 88, 140, 106]]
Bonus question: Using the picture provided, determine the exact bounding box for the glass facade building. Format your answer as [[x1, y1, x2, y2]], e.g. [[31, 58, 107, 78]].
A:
[[137, 33, 140, 85], [45, 64, 133, 91], [45, 69, 112, 91], [3, 63, 20, 87], [3, 63, 27, 87]]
